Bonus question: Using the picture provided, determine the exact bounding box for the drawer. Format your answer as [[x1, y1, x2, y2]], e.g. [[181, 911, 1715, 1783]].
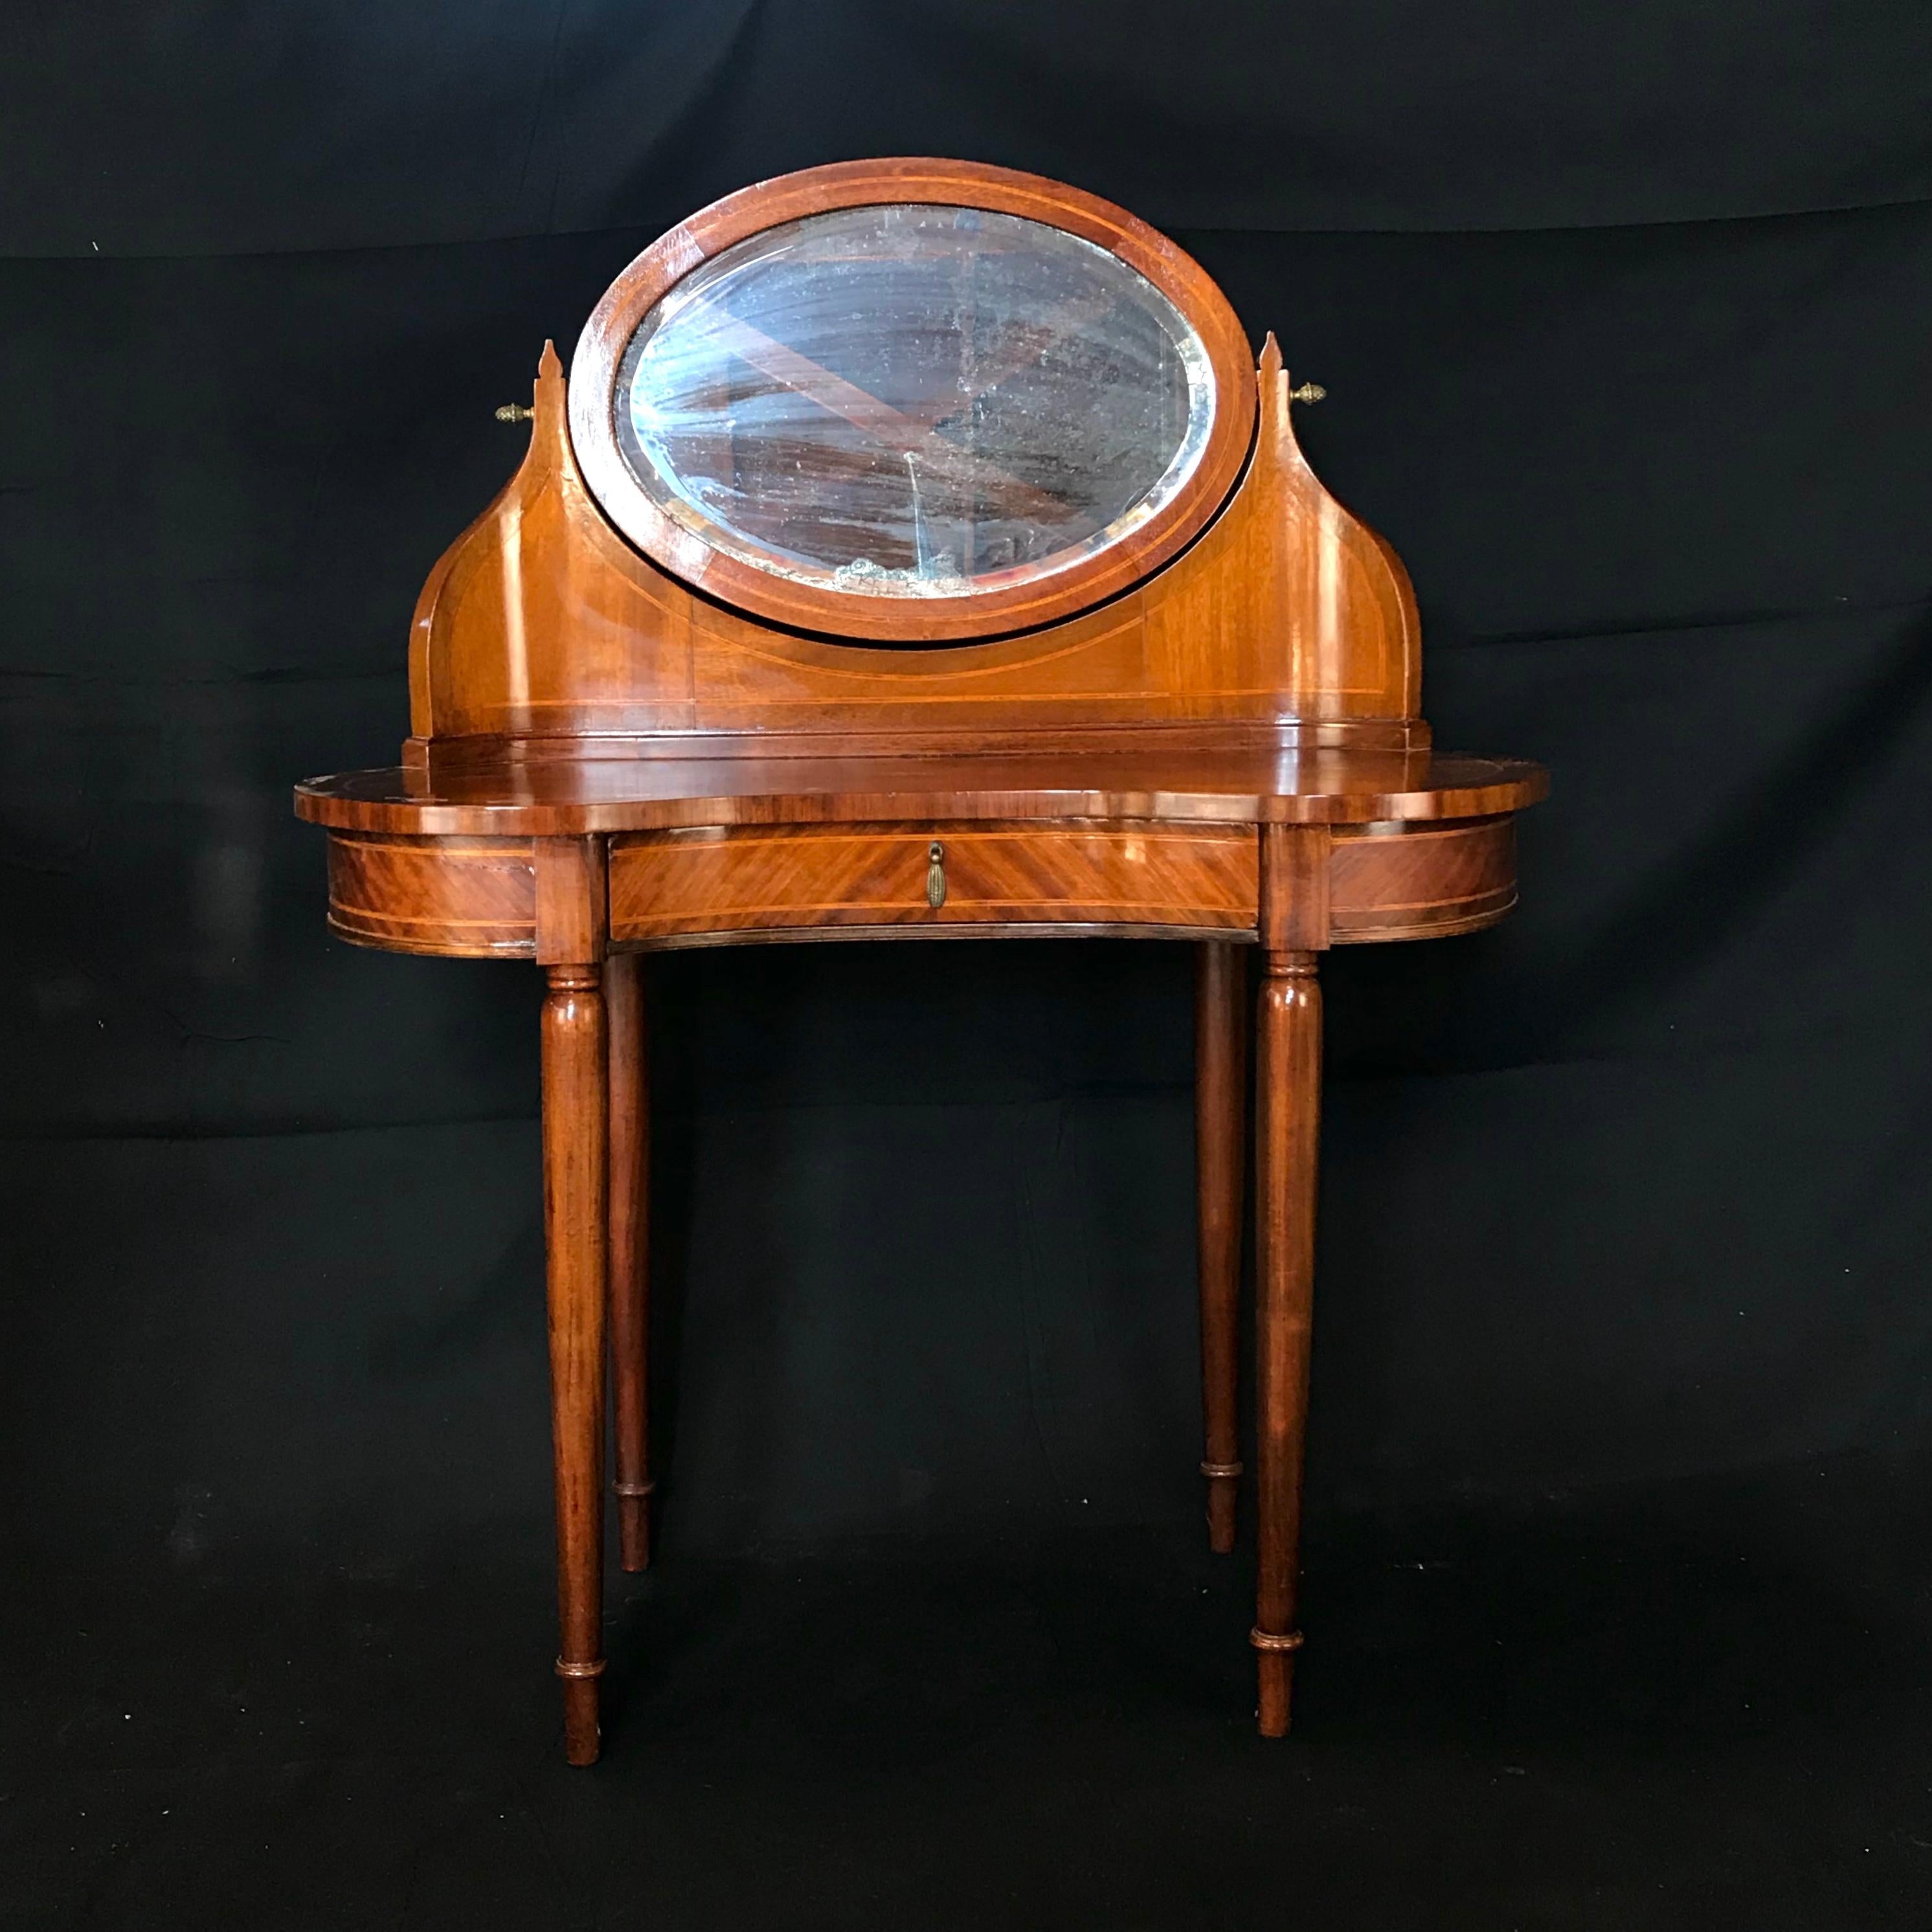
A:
[[608, 820, 1259, 945]]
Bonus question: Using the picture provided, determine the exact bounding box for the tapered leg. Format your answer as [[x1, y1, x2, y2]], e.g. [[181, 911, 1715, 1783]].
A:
[[1195, 943, 1247, 1553], [542, 963, 609, 1766], [606, 952, 653, 1573], [1252, 949, 1321, 1737]]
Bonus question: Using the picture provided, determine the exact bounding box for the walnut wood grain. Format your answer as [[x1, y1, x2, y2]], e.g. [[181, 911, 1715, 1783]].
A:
[[1260, 822, 1332, 952], [297, 749, 1546, 839], [1329, 816, 1517, 939], [1253, 947, 1321, 1738], [535, 835, 607, 965], [1195, 945, 1247, 1554], [314, 809, 1530, 963], [542, 963, 609, 1766], [400, 329, 1418, 748], [324, 831, 535, 956], [608, 820, 1258, 943], [606, 951, 651, 1573]]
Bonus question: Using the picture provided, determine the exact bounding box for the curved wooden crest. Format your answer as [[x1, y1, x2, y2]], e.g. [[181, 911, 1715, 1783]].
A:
[[405, 333, 1423, 768]]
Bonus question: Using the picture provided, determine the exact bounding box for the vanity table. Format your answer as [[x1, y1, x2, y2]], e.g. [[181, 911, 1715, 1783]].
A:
[[295, 158, 1545, 1765]]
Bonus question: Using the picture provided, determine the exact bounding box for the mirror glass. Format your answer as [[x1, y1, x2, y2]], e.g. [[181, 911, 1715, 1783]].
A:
[[612, 203, 1217, 601]]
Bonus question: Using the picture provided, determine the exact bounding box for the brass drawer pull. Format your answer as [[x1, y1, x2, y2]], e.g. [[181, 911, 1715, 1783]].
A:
[[926, 841, 946, 909]]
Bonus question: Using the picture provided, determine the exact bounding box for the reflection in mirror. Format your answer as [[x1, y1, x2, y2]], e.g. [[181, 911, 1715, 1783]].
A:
[[612, 204, 1216, 600]]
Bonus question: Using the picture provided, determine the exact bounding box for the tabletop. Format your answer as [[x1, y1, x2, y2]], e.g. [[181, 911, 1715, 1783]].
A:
[[295, 746, 1549, 838]]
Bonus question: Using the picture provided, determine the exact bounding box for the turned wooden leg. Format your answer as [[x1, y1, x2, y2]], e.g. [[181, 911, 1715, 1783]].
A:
[[1195, 943, 1247, 1554], [542, 961, 609, 1766], [606, 952, 653, 1573], [1252, 948, 1321, 1737]]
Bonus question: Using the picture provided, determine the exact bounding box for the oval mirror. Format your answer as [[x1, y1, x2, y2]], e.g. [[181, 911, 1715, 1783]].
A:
[[571, 161, 1255, 641]]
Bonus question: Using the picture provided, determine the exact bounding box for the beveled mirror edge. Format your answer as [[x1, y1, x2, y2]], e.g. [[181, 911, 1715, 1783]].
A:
[[568, 157, 1258, 644]]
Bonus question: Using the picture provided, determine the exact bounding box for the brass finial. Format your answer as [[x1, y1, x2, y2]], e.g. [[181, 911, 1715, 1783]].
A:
[[495, 403, 535, 423], [1288, 382, 1326, 405]]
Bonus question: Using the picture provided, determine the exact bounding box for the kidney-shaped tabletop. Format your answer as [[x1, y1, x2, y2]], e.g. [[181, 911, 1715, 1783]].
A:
[[295, 746, 1547, 959]]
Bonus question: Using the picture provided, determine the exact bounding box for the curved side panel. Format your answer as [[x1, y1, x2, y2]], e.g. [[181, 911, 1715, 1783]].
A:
[[1328, 817, 1518, 942], [1141, 334, 1421, 726], [326, 832, 537, 958], [407, 343, 695, 747]]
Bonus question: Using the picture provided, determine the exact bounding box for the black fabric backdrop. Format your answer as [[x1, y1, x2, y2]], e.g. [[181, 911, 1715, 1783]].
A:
[[5, 5, 1932, 1925]]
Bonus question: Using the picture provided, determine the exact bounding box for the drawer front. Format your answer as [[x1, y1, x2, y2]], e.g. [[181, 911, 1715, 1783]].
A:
[[609, 821, 1259, 944], [1329, 816, 1516, 941], [326, 831, 537, 957]]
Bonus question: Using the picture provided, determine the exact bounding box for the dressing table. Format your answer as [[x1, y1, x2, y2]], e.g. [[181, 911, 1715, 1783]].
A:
[[295, 158, 1546, 1764]]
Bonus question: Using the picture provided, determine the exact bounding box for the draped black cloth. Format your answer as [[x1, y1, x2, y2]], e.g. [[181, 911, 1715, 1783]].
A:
[[3, 6, 1929, 1921]]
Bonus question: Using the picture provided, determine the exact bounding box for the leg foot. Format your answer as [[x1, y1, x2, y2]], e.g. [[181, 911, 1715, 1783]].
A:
[[560, 1670, 603, 1766], [615, 1487, 653, 1574], [1251, 1628, 1304, 1738], [1204, 1466, 1240, 1555]]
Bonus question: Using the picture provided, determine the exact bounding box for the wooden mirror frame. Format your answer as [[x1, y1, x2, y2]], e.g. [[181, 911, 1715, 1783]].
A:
[[568, 157, 1259, 644]]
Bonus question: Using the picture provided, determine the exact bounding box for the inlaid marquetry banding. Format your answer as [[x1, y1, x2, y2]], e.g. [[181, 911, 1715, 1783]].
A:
[[325, 829, 539, 958], [1248, 1628, 1306, 1654], [1329, 815, 1516, 943], [330, 837, 527, 859]]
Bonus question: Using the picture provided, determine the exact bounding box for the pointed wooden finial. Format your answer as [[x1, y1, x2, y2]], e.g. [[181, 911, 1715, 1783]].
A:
[[496, 343, 565, 426], [1256, 333, 1324, 403]]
